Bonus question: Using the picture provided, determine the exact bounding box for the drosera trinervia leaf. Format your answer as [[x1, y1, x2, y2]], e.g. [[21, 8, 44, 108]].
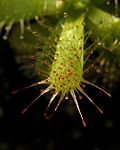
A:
[[0, 0, 91, 39], [12, 12, 111, 127], [85, 4, 120, 50], [0, 0, 62, 39]]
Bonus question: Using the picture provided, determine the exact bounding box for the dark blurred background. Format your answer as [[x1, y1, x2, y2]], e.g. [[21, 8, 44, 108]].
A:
[[0, 33, 120, 150]]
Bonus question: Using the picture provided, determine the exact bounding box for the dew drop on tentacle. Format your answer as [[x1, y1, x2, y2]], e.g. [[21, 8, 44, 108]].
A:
[[114, 0, 118, 17], [19, 19, 24, 39], [35, 16, 43, 25], [3, 20, 14, 40], [26, 20, 32, 31]]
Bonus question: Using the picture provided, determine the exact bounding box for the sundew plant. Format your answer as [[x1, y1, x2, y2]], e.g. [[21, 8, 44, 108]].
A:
[[0, 0, 120, 127]]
